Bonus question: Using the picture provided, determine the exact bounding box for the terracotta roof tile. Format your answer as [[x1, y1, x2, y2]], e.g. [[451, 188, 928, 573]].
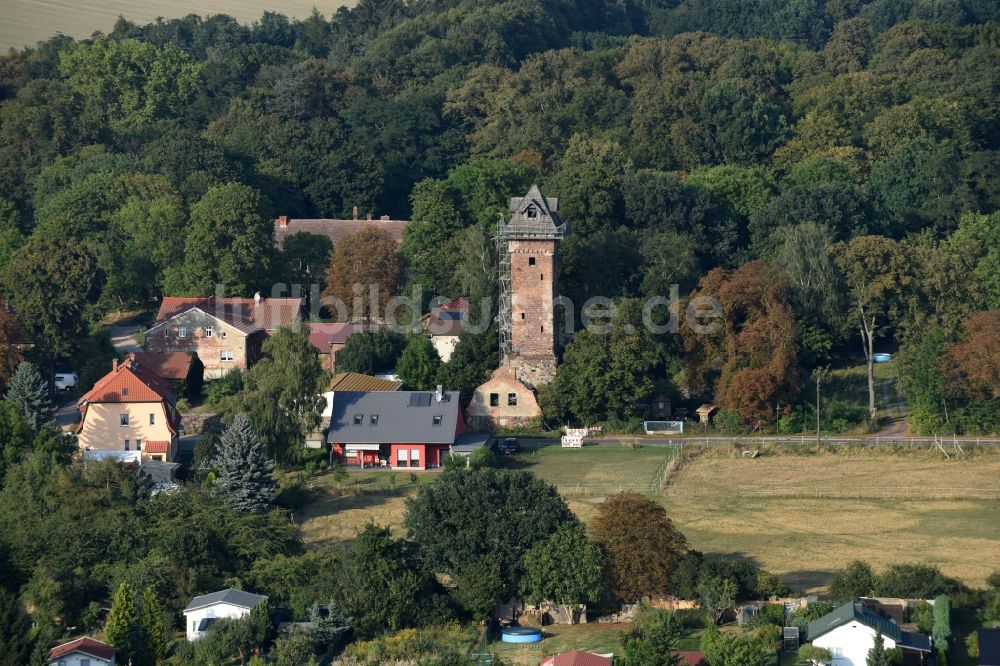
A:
[[307, 322, 365, 351], [47, 637, 118, 662], [132, 351, 191, 381], [79, 358, 175, 404], [145, 441, 171, 454]]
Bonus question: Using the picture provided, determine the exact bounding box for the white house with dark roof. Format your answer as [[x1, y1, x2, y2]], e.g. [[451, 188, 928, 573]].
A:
[[807, 601, 933, 666], [183, 588, 267, 641]]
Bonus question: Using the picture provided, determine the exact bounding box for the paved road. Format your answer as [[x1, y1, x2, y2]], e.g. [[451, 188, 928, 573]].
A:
[[55, 396, 79, 430], [109, 324, 142, 353]]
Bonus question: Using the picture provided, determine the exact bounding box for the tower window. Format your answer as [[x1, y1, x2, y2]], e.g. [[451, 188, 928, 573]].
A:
[[540, 274, 544, 280], [521, 313, 525, 320], [528, 257, 536, 266], [508, 393, 518, 406], [541, 326, 544, 333], [489, 393, 499, 407], [527, 207, 537, 218]]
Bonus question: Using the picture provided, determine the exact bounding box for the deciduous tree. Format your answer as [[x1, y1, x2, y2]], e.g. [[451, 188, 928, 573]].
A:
[[519, 523, 604, 611], [590, 492, 688, 603], [397, 334, 442, 390], [323, 229, 402, 322]]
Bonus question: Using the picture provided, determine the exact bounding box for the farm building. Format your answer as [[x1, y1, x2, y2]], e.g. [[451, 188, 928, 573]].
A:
[[326, 387, 464, 469]]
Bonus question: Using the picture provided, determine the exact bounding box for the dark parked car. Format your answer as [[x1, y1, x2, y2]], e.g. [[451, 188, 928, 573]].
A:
[[499, 438, 520, 454]]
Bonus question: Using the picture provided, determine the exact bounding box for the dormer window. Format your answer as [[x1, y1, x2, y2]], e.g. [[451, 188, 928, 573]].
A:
[[122, 387, 128, 396], [526, 206, 538, 219], [370, 415, 379, 425], [432, 415, 442, 426], [353, 414, 363, 425]]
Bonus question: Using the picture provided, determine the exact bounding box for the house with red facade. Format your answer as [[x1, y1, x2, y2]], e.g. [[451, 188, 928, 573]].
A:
[[326, 387, 464, 469]]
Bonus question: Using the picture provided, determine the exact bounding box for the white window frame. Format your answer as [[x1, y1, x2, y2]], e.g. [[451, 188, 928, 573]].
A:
[[205, 326, 213, 337], [178, 326, 187, 338], [220, 349, 234, 362], [124, 439, 130, 451], [119, 413, 129, 426]]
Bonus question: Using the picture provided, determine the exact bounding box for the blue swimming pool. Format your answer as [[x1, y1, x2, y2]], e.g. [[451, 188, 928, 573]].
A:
[[501, 626, 543, 643]]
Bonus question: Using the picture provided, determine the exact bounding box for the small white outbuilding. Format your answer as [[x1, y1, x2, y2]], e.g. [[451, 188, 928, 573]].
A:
[[182, 588, 267, 641]]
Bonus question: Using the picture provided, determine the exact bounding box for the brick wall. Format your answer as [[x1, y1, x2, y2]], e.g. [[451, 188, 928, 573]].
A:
[[146, 311, 256, 379], [509, 239, 558, 360], [467, 366, 542, 431]]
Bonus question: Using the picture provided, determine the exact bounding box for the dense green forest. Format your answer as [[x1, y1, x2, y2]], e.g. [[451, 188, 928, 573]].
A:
[[0, 0, 997, 434]]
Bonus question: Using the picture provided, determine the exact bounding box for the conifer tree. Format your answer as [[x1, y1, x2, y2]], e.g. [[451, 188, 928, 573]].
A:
[[309, 599, 351, 650], [867, 632, 891, 666], [4, 362, 52, 430], [212, 413, 276, 514], [105, 582, 140, 662], [138, 587, 166, 665]]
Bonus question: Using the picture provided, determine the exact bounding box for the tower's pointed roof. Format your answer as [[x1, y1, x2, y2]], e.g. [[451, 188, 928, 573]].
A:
[[505, 184, 565, 238]]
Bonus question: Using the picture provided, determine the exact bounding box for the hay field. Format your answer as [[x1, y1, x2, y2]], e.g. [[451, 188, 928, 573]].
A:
[[663, 446, 1000, 590], [1, 0, 356, 50]]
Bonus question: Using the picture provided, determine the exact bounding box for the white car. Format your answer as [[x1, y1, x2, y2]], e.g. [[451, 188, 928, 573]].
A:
[[54, 372, 78, 391]]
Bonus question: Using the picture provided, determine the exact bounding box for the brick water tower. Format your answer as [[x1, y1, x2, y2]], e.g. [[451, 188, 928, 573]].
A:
[[497, 184, 567, 388]]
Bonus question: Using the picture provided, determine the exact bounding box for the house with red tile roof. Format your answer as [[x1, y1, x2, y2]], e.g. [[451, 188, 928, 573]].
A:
[[306, 322, 368, 372], [132, 351, 193, 381], [539, 651, 613, 666], [144, 293, 303, 379], [420, 296, 470, 362], [77, 354, 181, 463], [46, 636, 117, 665]]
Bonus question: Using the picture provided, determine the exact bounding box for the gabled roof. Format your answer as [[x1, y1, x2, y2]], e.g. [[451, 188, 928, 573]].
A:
[[807, 602, 932, 651], [274, 216, 409, 249], [145, 441, 171, 454], [306, 322, 366, 351], [78, 357, 176, 406], [329, 372, 402, 392], [184, 588, 267, 613], [152, 297, 303, 335], [132, 351, 192, 381], [47, 636, 117, 662], [540, 651, 612, 666], [327, 390, 463, 445], [674, 652, 709, 666], [422, 297, 470, 336]]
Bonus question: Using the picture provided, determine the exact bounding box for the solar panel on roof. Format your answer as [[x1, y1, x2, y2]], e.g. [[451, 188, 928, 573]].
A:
[[407, 393, 432, 407], [408, 393, 421, 406]]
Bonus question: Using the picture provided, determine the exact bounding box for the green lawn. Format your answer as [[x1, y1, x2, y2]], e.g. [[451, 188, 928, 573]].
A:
[[489, 623, 627, 665], [507, 442, 676, 496]]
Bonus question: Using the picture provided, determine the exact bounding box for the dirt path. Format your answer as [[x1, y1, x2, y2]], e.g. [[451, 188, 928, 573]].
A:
[[877, 373, 909, 437]]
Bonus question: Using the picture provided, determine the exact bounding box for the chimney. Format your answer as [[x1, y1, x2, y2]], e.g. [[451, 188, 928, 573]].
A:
[[113, 357, 118, 371], [367, 212, 372, 221], [352, 206, 358, 220], [435, 384, 443, 402], [127, 352, 137, 369], [278, 215, 288, 228], [254, 291, 262, 306], [380, 215, 390, 221]]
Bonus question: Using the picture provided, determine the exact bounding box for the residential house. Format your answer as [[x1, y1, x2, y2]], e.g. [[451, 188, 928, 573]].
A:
[[674, 652, 709, 666], [77, 354, 181, 463], [421, 296, 469, 363], [980, 628, 1000, 666], [273, 209, 410, 250], [807, 601, 933, 666], [144, 294, 303, 379], [539, 651, 613, 666], [306, 322, 367, 372], [306, 372, 402, 448], [327, 387, 464, 469], [46, 637, 117, 665], [183, 588, 267, 641], [467, 365, 541, 431]]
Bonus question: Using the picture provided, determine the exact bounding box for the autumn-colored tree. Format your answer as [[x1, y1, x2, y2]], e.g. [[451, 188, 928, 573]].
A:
[[590, 492, 688, 603], [832, 236, 914, 423], [322, 228, 402, 322], [940, 311, 1000, 401], [683, 261, 800, 430]]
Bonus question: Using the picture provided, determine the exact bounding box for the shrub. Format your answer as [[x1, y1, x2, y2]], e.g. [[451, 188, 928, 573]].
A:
[[714, 409, 749, 435], [673, 608, 707, 630], [910, 601, 933, 634], [205, 368, 243, 406], [758, 603, 786, 627], [932, 596, 951, 648], [876, 563, 961, 598]]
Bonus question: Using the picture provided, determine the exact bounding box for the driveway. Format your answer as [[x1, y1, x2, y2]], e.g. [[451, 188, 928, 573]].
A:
[[55, 396, 80, 430], [108, 324, 142, 353]]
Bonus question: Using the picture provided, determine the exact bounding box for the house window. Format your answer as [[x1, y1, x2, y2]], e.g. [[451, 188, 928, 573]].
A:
[[489, 393, 499, 406], [410, 449, 420, 466], [124, 440, 130, 451], [120, 413, 129, 426], [149, 413, 155, 425], [432, 415, 442, 426], [164, 329, 169, 338], [80, 660, 91, 666], [528, 257, 536, 266], [220, 350, 234, 362], [370, 415, 379, 425], [831, 648, 843, 658], [527, 206, 537, 218], [397, 448, 408, 468], [205, 326, 213, 337], [178, 326, 187, 338], [136, 440, 142, 451], [508, 393, 517, 406], [353, 414, 363, 425], [221, 330, 227, 339]]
